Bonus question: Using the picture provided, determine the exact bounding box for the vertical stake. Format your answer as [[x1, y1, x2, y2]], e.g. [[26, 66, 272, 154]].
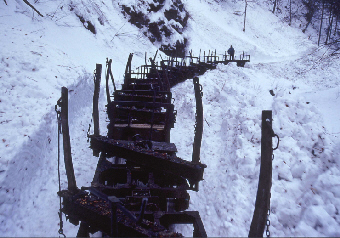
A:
[[60, 87, 77, 192], [249, 110, 273, 237], [192, 77, 203, 165], [93, 64, 102, 137]]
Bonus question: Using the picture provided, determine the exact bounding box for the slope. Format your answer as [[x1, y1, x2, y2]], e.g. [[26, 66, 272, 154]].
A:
[[171, 0, 340, 236], [0, 0, 339, 237]]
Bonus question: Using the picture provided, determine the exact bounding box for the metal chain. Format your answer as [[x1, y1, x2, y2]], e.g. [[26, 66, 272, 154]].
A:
[[266, 118, 279, 238], [93, 68, 96, 84], [266, 119, 280, 151], [266, 209, 270, 237], [56, 103, 66, 238]]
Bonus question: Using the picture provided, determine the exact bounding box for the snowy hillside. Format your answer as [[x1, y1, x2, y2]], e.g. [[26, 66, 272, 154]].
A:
[[1, 0, 340, 237]]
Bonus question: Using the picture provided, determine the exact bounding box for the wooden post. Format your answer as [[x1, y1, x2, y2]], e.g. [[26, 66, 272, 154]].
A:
[[124, 53, 133, 85], [249, 110, 272, 237], [192, 77, 203, 165], [76, 222, 89, 237], [93, 64, 102, 136], [106, 59, 112, 104], [149, 57, 163, 90], [60, 87, 77, 192], [161, 61, 170, 91], [93, 64, 102, 157]]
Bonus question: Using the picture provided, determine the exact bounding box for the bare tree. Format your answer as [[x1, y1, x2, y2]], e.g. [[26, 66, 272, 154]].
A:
[[22, 0, 44, 17], [243, 0, 248, 32], [334, 14, 338, 37], [289, 0, 292, 26], [302, 0, 317, 33], [272, 0, 277, 13], [318, 0, 325, 46], [325, 3, 334, 44]]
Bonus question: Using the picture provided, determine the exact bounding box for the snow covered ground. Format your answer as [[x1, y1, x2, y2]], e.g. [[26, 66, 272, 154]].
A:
[[0, 0, 340, 237]]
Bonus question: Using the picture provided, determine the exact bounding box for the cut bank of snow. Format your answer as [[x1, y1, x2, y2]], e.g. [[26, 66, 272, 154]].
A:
[[0, 0, 158, 236], [172, 1, 340, 236], [1, 0, 340, 237], [171, 60, 340, 236]]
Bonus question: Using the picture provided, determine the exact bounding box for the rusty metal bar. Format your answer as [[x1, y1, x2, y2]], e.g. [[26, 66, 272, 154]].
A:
[[249, 110, 273, 237], [60, 87, 77, 192]]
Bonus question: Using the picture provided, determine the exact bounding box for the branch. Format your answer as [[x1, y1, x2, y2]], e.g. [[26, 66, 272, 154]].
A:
[[22, 0, 44, 17], [331, 49, 340, 56]]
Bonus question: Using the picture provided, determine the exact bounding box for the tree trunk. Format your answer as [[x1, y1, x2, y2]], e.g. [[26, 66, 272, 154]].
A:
[[272, 0, 277, 14], [318, 0, 325, 46], [303, 18, 313, 33], [303, 0, 316, 33], [326, 8, 334, 44], [289, 0, 292, 26], [243, 0, 248, 32], [22, 0, 44, 17], [334, 15, 338, 37]]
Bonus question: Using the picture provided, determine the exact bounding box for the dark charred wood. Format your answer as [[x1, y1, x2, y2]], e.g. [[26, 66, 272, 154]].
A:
[[90, 136, 206, 186], [249, 111, 273, 237]]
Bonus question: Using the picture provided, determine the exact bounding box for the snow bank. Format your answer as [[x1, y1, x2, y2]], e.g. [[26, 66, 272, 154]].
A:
[[172, 58, 340, 236], [1, 0, 340, 237]]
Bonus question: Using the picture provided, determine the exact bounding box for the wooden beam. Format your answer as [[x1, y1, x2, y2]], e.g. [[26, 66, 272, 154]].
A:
[[192, 77, 203, 164], [93, 64, 102, 136], [248, 110, 273, 237], [60, 87, 77, 192]]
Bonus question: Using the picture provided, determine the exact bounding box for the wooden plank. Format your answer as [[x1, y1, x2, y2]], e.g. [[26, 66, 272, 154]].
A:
[[113, 124, 164, 129], [90, 136, 206, 184]]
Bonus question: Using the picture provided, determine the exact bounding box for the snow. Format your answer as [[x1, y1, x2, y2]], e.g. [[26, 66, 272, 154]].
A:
[[1, 0, 340, 237]]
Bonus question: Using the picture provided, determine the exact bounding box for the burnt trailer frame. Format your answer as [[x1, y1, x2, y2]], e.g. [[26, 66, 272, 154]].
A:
[[57, 50, 255, 237]]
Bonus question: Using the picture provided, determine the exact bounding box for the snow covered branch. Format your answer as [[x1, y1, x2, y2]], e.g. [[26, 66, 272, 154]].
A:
[[22, 0, 44, 17]]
